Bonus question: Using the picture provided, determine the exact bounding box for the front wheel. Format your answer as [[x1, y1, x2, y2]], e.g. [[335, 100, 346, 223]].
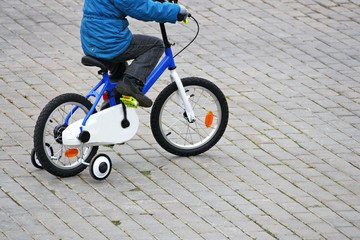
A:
[[33, 93, 98, 177], [151, 77, 228, 156]]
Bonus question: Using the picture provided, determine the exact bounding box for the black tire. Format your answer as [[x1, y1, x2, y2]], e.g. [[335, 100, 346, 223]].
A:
[[33, 93, 98, 177], [151, 77, 228, 156]]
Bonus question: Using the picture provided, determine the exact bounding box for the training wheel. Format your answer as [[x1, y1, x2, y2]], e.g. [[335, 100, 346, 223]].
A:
[[31, 143, 54, 169], [89, 154, 112, 180], [30, 148, 43, 169]]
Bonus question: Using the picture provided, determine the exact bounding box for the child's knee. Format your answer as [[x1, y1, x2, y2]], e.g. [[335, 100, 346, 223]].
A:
[[154, 37, 165, 50]]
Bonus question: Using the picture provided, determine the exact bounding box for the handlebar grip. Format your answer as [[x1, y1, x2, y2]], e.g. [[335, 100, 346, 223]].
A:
[[183, 16, 189, 24], [183, 12, 191, 24]]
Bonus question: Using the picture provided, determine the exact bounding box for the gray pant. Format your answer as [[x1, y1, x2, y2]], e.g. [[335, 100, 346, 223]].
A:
[[106, 34, 165, 84]]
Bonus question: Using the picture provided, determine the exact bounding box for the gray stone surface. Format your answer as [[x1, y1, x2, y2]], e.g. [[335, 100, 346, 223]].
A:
[[1, 0, 360, 239]]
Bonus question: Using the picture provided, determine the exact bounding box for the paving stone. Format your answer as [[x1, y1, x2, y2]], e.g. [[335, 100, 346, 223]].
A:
[[1, 0, 360, 239]]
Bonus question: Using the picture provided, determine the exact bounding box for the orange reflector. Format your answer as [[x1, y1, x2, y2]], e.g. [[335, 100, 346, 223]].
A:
[[65, 148, 79, 158], [205, 111, 214, 128]]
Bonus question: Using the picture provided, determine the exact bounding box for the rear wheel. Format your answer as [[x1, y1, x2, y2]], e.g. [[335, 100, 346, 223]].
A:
[[151, 77, 228, 156], [33, 93, 98, 177]]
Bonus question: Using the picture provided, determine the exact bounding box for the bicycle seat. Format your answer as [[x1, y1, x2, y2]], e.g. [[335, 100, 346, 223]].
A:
[[81, 56, 108, 74]]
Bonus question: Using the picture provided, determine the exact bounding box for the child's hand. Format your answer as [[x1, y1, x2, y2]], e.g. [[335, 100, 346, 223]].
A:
[[177, 5, 189, 22]]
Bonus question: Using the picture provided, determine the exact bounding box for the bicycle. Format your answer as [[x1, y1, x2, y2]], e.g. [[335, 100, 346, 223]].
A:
[[31, 1, 229, 180]]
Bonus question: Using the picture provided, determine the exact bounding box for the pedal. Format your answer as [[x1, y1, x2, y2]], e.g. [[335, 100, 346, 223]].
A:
[[120, 95, 139, 108]]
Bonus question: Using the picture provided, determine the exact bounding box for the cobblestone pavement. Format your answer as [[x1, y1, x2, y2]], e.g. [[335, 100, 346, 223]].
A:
[[1, 0, 360, 239]]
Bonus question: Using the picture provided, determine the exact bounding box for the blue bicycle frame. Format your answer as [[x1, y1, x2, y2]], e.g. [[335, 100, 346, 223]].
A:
[[67, 23, 178, 129], [143, 47, 176, 94]]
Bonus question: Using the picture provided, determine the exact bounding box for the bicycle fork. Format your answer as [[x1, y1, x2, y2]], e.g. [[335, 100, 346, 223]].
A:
[[170, 70, 196, 123]]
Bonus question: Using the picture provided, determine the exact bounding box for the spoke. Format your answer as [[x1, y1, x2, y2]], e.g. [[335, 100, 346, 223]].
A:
[[184, 122, 192, 145], [59, 107, 66, 124], [191, 89, 212, 113], [163, 118, 182, 140], [191, 89, 205, 110], [52, 147, 63, 161], [162, 100, 186, 140], [45, 133, 57, 147], [194, 120, 208, 140], [165, 115, 182, 131]]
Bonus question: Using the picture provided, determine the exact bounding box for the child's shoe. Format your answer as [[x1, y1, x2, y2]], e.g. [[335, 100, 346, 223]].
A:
[[115, 75, 152, 108]]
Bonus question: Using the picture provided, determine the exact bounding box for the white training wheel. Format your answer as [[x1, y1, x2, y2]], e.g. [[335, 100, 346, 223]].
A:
[[31, 144, 54, 169], [31, 148, 43, 169], [89, 154, 112, 180]]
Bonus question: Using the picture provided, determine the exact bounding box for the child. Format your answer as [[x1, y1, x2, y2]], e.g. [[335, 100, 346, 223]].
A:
[[80, 0, 189, 107]]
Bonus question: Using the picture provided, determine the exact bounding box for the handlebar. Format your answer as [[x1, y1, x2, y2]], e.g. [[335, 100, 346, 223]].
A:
[[154, 0, 196, 53]]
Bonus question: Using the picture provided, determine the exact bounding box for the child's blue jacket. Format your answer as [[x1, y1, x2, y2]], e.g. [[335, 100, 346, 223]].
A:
[[81, 0, 180, 60]]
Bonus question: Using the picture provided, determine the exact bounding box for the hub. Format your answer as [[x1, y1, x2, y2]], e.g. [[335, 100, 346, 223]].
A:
[[53, 125, 67, 144]]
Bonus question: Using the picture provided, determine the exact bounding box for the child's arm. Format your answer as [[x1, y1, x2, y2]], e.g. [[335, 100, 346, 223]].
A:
[[113, 0, 181, 23]]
